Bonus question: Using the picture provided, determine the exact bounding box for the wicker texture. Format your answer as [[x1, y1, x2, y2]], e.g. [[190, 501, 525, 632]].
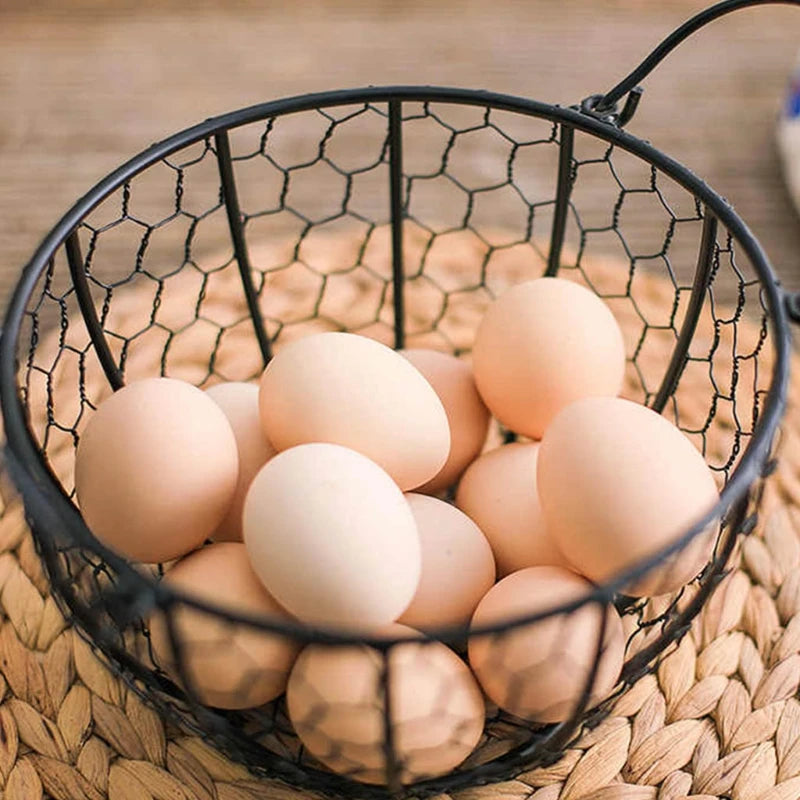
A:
[[2, 240, 799, 800]]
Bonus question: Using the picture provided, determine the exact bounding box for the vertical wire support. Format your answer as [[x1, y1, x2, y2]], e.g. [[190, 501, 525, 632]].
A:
[[163, 602, 209, 725], [542, 601, 609, 755], [215, 131, 272, 366], [621, 489, 744, 683], [545, 124, 575, 277], [388, 99, 406, 350], [650, 210, 718, 413], [379, 648, 402, 793], [65, 231, 125, 391]]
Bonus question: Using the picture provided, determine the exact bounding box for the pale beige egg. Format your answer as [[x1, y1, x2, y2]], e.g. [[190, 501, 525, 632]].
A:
[[259, 332, 450, 491], [538, 396, 719, 597], [149, 542, 300, 709], [398, 494, 495, 631], [75, 377, 238, 563], [472, 278, 625, 439], [206, 382, 276, 542], [401, 349, 490, 494], [243, 443, 421, 628], [468, 567, 625, 722], [286, 624, 485, 784], [455, 442, 569, 577]]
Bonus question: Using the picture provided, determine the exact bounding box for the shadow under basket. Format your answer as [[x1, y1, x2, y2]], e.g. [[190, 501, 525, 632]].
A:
[[2, 4, 800, 798]]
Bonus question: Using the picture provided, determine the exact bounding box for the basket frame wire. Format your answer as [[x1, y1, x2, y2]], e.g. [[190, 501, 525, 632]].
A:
[[0, 85, 795, 797]]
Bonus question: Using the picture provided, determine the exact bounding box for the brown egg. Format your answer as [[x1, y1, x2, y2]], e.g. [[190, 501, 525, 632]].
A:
[[259, 332, 450, 491], [472, 278, 625, 439], [468, 567, 625, 722], [206, 382, 276, 542], [401, 349, 490, 494], [398, 494, 495, 631], [75, 377, 239, 563], [286, 624, 484, 784], [537, 397, 719, 597], [243, 443, 421, 628], [149, 542, 300, 709], [455, 443, 569, 577]]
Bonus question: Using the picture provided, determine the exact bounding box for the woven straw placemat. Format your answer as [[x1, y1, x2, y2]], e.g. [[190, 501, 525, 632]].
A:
[[3, 234, 800, 800]]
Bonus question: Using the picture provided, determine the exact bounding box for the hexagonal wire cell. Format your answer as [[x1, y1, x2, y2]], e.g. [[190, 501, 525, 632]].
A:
[[1, 4, 798, 799]]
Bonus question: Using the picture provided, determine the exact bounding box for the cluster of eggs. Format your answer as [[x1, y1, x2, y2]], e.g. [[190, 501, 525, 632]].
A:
[[74, 277, 719, 785]]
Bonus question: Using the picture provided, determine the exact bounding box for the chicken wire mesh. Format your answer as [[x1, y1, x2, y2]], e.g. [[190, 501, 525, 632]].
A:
[[0, 0, 796, 778]]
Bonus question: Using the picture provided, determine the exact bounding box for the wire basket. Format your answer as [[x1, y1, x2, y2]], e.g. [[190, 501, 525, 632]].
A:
[[2, 2, 799, 798]]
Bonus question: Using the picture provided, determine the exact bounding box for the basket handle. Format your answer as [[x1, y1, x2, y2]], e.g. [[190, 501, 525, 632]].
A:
[[586, 0, 800, 125]]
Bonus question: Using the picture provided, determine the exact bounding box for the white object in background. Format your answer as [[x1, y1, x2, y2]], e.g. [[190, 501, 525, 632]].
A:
[[776, 54, 800, 214]]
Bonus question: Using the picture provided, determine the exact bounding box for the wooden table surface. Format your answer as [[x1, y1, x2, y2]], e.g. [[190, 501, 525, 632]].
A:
[[2, 0, 800, 316]]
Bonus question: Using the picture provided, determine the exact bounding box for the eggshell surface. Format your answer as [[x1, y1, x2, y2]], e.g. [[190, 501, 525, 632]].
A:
[[468, 567, 625, 722], [206, 382, 276, 542], [471, 278, 625, 439], [149, 542, 300, 709], [455, 443, 568, 576], [401, 349, 490, 494], [287, 624, 484, 784], [398, 494, 495, 631], [537, 396, 719, 597], [259, 332, 450, 490], [75, 377, 239, 563], [243, 443, 421, 628]]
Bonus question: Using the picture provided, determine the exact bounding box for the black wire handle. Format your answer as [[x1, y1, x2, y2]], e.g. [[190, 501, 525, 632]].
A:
[[591, 0, 800, 121]]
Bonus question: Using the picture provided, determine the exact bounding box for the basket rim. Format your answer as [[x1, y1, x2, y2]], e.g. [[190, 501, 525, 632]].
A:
[[0, 84, 792, 645]]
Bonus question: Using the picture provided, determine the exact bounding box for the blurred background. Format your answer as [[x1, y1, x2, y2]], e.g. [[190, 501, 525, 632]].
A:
[[2, 0, 800, 313]]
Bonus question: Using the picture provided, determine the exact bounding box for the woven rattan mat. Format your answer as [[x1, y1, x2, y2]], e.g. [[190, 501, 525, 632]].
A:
[[4, 235, 800, 800]]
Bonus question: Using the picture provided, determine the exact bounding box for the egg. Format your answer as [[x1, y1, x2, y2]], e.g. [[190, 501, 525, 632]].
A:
[[75, 377, 239, 563], [259, 332, 450, 491], [537, 396, 719, 597], [243, 443, 421, 628], [468, 567, 625, 722], [400, 349, 490, 494], [471, 277, 625, 439], [149, 542, 300, 709], [398, 494, 495, 631], [286, 624, 484, 784], [205, 382, 276, 542], [455, 442, 568, 577]]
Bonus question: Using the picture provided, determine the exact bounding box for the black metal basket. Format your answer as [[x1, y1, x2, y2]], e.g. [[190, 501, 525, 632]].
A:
[[2, 2, 799, 798]]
